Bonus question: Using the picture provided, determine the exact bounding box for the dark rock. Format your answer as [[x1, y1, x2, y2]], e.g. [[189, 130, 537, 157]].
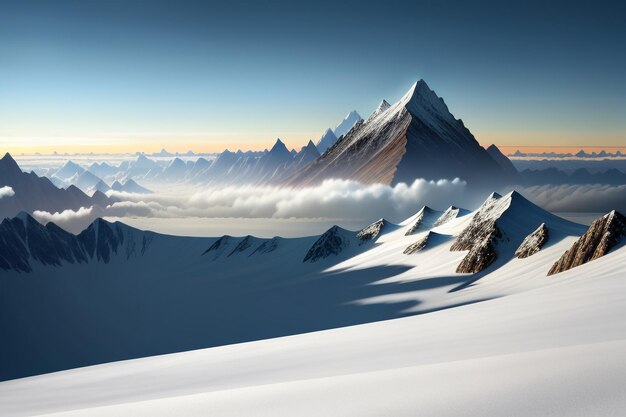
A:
[[357, 219, 387, 243], [404, 233, 430, 254], [515, 223, 548, 259], [203, 235, 231, 255], [433, 206, 461, 227], [456, 237, 497, 274], [303, 226, 351, 262], [405, 207, 434, 236], [228, 235, 253, 257], [548, 211, 626, 275], [451, 195, 503, 273], [250, 237, 279, 256]]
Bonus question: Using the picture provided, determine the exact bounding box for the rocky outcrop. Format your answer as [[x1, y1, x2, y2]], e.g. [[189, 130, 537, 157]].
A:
[[404, 233, 430, 254], [548, 211, 625, 275], [433, 206, 461, 227], [228, 235, 253, 257], [455, 237, 497, 274], [405, 207, 435, 236], [0, 213, 152, 272], [303, 226, 351, 263], [357, 219, 387, 243], [251, 237, 280, 256], [515, 223, 548, 259], [285, 80, 515, 187], [202, 235, 231, 255], [451, 195, 503, 273]]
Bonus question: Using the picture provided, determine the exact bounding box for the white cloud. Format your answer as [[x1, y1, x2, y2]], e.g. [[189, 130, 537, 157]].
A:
[[0, 186, 15, 199], [34, 179, 472, 233], [33, 206, 104, 234], [33, 181, 625, 236]]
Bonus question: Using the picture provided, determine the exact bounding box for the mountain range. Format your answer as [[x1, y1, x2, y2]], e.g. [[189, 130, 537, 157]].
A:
[[0, 153, 111, 220], [2, 190, 623, 381], [25, 80, 531, 189], [286, 80, 519, 186]]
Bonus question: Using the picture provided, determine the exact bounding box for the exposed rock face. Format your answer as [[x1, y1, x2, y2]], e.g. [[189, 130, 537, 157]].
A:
[[285, 80, 513, 187], [303, 226, 351, 262], [548, 211, 626, 275], [357, 219, 387, 243], [433, 206, 462, 227], [366, 100, 391, 123], [0, 213, 152, 272], [251, 237, 279, 256], [515, 223, 548, 259], [404, 233, 430, 254], [455, 237, 498, 274], [203, 235, 231, 255], [405, 207, 435, 236], [228, 235, 253, 257], [451, 194, 503, 273]]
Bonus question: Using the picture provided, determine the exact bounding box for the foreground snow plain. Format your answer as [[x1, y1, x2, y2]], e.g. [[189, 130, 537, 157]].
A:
[[2, 192, 625, 416]]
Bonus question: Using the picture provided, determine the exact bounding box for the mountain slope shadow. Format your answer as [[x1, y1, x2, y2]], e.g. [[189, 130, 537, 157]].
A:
[[1, 258, 489, 381]]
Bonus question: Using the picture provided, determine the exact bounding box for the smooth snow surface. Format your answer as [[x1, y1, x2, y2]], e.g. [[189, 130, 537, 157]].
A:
[[1, 246, 625, 417]]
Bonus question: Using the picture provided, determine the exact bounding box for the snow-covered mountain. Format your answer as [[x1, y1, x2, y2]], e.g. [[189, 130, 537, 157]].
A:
[[286, 80, 518, 187], [292, 140, 321, 170], [52, 160, 85, 182], [316, 128, 338, 154], [31, 82, 525, 190], [2, 190, 623, 385], [366, 99, 391, 122], [111, 179, 152, 194], [333, 110, 363, 138], [0, 153, 111, 219]]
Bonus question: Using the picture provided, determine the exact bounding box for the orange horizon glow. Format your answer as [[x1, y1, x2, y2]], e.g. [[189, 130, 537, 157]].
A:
[[1, 131, 625, 156]]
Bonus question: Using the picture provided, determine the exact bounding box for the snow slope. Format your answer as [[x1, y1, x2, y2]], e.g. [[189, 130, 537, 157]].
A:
[[1, 243, 625, 417], [1, 192, 625, 416]]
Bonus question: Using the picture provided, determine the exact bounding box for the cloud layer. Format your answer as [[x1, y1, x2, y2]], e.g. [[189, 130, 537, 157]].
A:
[[0, 186, 15, 199], [515, 184, 626, 214], [33, 179, 472, 233], [30, 180, 626, 235]]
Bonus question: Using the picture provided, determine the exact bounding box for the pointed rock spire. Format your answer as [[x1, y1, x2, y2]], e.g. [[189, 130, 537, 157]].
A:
[[367, 99, 392, 122]]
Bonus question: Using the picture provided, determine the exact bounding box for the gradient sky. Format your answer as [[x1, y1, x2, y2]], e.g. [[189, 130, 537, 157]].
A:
[[1, 0, 625, 154]]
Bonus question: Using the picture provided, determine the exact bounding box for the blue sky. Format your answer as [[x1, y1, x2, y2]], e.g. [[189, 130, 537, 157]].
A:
[[1, 0, 625, 153]]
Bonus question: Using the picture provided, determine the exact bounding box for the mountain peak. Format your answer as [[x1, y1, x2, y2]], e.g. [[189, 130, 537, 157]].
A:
[[270, 138, 289, 153], [15, 211, 34, 223], [316, 128, 339, 153], [367, 99, 392, 122], [333, 111, 363, 138], [377, 99, 391, 110], [0, 152, 21, 173], [402, 79, 449, 113], [2, 152, 15, 163], [62, 160, 80, 168]]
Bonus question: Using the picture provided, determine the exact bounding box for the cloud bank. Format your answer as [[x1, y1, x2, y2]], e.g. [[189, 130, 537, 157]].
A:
[[514, 184, 626, 214], [30, 180, 626, 235], [33, 179, 471, 233], [0, 186, 15, 199]]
